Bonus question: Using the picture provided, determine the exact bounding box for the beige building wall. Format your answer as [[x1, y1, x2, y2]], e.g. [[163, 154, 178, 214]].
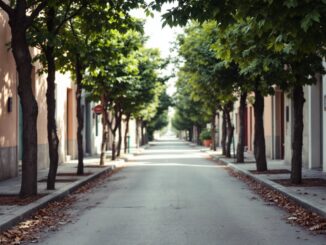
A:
[[56, 73, 78, 163], [66, 86, 78, 160], [264, 96, 273, 159], [0, 10, 18, 179], [247, 104, 254, 153], [31, 48, 49, 169], [0, 10, 80, 179], [30, 49, 78, 168]]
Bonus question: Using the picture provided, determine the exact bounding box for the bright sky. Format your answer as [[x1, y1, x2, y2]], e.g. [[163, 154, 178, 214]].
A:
[[131, 4, 183, 96]]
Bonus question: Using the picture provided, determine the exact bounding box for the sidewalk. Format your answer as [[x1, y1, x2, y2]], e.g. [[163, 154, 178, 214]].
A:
[[189, 143, 326, 218], [0, 145, 148, 232]]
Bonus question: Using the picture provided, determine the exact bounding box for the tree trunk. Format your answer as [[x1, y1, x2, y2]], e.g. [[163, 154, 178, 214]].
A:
[[253, 89, 267, 171], [45, 46, 59, 189], [106, 115, 110, 151], [45, 8, 59, 190], [10, 21, 38, 197], [221, 108, 227, 156], [291, 85, 305, 184], [75, 55, 84, 175], [225, 104, 234, 158], [124, 114, 131, 154], [211, 112, 217, 151], [109, 109, 121, 160], [236, 92, 247, 163], [188, 128, 193, 142], [192, 126, 196, 143], [196, 126, 202, 145], [111, 132, 116, 160], [100, 96, 108, 166], [117, 119, 122, 157], [143, 122, 148, 144]]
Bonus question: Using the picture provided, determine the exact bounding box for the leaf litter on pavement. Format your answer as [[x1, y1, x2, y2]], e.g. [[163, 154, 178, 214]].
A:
[[0, 167, 122, 245], [0, 195, 45, 206], [227, 168, 326, 234]]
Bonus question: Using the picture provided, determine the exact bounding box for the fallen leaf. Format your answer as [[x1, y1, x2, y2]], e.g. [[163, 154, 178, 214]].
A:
[[309, 223, 326, 231], [288, 217, 298, 220]]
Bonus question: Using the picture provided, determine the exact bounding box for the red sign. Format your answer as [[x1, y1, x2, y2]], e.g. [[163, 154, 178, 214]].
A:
[[92, 104, 103, 114]]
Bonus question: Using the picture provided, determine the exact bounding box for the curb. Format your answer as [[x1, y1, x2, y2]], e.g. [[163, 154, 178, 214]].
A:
[[216, 157, 326, 218], [188, 142, 326, 218], [0, 160, 124, 232]]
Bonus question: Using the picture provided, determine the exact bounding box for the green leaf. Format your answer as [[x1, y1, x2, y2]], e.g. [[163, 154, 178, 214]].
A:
[[301, 10, 320, 32]]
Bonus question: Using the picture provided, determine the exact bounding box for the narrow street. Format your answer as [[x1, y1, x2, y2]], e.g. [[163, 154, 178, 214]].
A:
[[35, 139, 326, 245]]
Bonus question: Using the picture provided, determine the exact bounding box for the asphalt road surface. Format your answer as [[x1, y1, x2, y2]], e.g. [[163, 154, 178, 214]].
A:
[[35, 138, 326, 245]]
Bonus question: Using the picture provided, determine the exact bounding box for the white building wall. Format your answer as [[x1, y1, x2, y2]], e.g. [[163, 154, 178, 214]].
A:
[[284, 85, 318, 169], [86, 101, 103, 156], [232, 101, 239, 156], [302, 86, 310, 168], [129, 119, 137, 152], [90, 111, 103, 155], [308, 82, 322, 169], [284, 92, 292, 166]]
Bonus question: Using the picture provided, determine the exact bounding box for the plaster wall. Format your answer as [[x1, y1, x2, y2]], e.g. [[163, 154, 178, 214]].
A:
[[302, 87, 310, 168], [264, 96, 273, 159], [308, 81, 322, 169], [247, 104, 254, 152], [129, 119, 137, 151], [0, 11, 18, 179], [56, 73, 77, 162], [232, 100, 239, 155], [32, 51, 49, 169], [91, 112, 103, 156], [0, 11, 18, 148], [0, 10, 80, 177], [322, 61, 326, 171], [284, 87, 309, 168]]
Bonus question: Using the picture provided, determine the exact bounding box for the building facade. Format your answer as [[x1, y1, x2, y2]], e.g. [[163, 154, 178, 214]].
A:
[[0, 8, 77, 179], [226, 67, 326, 173], [0, 10, 80, 180]]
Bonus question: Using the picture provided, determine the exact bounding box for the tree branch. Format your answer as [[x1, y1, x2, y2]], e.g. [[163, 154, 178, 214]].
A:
[[54, 2, 86, 35], [0, 0, 13, 16], [28, 0, 50, 25], [113, 109, 122, 132], [69, 19, 79, 41]]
